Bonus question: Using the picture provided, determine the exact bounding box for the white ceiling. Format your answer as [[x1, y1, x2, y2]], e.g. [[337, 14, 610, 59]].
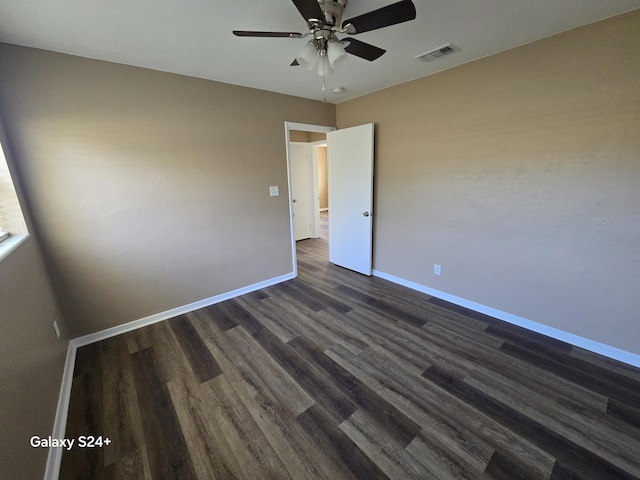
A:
[[1, 0, 638, 104]]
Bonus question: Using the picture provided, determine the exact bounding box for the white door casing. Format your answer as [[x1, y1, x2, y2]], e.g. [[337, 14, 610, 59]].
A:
[[328, 123, 374, 276]]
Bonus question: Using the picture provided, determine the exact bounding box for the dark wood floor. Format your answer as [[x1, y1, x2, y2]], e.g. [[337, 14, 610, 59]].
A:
[[60, 212, 640, 479]]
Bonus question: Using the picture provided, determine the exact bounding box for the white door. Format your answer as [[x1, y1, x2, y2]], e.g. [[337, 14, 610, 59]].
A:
[[328, 124, 374, 275], [290, 143, 312, 241]]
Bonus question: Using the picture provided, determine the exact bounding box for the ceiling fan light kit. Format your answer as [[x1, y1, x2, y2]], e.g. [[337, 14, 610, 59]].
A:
[[327, 39, 348, 69], [296, 41, 319, 70], [233, 0, 417, 81]]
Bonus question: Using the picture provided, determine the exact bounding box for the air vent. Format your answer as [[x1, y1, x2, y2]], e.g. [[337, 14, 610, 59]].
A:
[[415, 43, 459, 62]]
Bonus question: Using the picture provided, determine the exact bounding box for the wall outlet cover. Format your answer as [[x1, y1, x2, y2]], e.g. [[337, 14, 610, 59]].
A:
[[269, 186, 279, 197]]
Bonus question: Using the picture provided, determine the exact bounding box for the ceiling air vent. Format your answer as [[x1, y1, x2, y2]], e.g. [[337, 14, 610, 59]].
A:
[[415, 43, 459, 62]]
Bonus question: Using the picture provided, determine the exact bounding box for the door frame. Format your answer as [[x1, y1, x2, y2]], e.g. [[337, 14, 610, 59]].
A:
[[284, 122, 335, 277]]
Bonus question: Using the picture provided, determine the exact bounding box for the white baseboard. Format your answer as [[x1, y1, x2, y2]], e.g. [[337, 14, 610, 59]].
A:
[[43, 271, 295, 480], [372, 269, 640, 368], [72, 272, 295, 348], [44, 343, 76, 480]]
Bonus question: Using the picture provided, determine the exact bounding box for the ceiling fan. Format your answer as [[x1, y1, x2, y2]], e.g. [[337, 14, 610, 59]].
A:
[[232, 0, 417, 76]]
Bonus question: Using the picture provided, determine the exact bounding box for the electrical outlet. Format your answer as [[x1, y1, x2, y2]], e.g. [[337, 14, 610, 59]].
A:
[[434, 264, 441, 276], [53, 321, 61, 339], [269, 186, 279, 197]]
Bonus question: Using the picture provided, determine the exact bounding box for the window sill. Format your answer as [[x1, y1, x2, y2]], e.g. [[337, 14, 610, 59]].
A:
[[0, 234, 29, 263]]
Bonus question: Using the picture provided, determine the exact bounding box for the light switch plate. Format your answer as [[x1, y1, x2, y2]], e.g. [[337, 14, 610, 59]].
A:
[[269, 186, 279, 197]]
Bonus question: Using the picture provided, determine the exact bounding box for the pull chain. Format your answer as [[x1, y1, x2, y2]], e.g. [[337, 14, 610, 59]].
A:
[[322, 76, 327, 104]]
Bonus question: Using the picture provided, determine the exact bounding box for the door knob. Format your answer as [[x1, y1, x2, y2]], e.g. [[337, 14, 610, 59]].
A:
[[363, 211, 370, 217]]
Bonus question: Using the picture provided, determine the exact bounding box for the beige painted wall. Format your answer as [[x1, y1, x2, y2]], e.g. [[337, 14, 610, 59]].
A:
[[290, 130, 311, 143], [318, 146, 328, 210], [0, 44, 335, 337], [337, 11, 640, 354], [0, 117, 69, 479], [290, 130, 327, 143], [0, 238, 69, 479]]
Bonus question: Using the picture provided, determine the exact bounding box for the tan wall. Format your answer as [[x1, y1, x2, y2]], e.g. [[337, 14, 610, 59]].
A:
[[318, 146, 328, 210], [290, 130, 311, 142], [309, 132, 327, 143], [290, 130, 327, 143], [337, 11, 640, 354], [0, 44, 335, 337], [0, 238, 69, 480]]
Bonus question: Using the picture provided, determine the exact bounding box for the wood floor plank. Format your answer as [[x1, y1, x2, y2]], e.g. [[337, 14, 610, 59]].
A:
[[296, 404, 389, 480], [336, 284, 428, 328], [282, 279, 353, 314], [146, 321, 195, 384], [130, 347, 198, 479], [168, 315, 223, 383], [268, 290, 368, 354], [310, 308, 370, 354], [101, 335, 144, 468], [418, 321, 610, 414], [253, 294, 337, 351], [570, 346, 640, 382], [485, 324, 573, 355], [166, 376, 247, 480], [253, 296, 312, 340], [327, 344, 557, 480], [125, 325, 154, 355], [340, 409, 437, 480], [466, 369, 640, 477], [423, 365, 640, 480], [59, 366, 105, 479], [406, 428, 492, 480], [252, 326, 358, 423], [406, 431, 487, 480], [344, 308, 461, 375], [216, 299, 264, 334], [60, 225, 640, 480], [479, 449, 545, 480], [200, 375, 294, 480], [102, 447, 152, 480], [202, 303, 239, 332], [234, 295, 298, 343], [225, 325, 315, 416], [607, 398, 640, 430], [500, 341, 640, 408], [290, 336, 422, 448], [230, 380, 332, 480]]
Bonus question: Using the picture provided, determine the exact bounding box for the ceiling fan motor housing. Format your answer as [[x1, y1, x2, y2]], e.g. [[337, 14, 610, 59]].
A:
[[317, 0, 347, 27]]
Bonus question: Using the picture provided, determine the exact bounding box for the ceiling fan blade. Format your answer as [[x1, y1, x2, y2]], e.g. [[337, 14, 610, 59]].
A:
[[233, 30, 304, 38], [291, 0, 324, 23], [342, 0, 416, 34], [344, 38, 386, 61]]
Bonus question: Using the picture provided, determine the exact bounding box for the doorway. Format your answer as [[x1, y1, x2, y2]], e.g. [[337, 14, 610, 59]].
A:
[[285, 121, 375, 277], [285, 122, 334, 276]]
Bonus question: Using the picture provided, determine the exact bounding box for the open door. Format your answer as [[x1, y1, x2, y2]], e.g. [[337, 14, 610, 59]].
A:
[[328, 123, 374, 276]]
